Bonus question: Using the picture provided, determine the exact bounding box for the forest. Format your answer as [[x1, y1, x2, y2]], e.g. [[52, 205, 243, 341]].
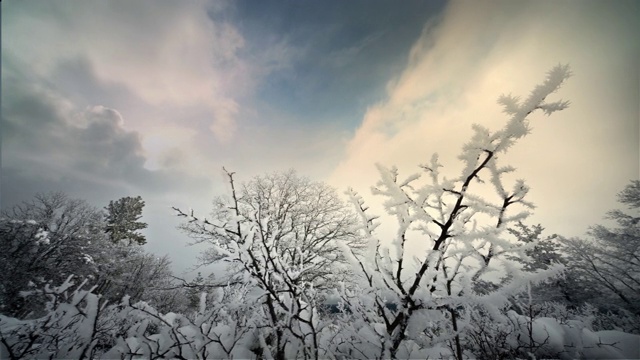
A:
[[1, 65, 639, 359]]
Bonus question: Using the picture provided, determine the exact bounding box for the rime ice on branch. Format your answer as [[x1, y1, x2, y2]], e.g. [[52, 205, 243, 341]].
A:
[[342, 65, 571, 359]]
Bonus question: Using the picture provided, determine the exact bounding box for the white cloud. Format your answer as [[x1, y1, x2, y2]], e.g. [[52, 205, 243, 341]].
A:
[[329, 0, 639, 238], [209, 98, 240, 143]]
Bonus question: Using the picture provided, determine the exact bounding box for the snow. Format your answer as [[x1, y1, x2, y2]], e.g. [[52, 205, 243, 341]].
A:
[[595, 330, 640, 359], [2, 280, 638, 360], [82, 254, 94, 264], [504, 312, 640, 360], [35, 228, 50, 245], [161, 312, 181, 326]]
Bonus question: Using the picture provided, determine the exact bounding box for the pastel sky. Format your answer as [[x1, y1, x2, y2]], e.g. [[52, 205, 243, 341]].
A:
[[2, 0, 638, 275]]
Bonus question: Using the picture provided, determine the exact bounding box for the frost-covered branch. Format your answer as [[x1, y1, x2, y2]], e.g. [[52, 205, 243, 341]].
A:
[[343, 65, 571, 359]]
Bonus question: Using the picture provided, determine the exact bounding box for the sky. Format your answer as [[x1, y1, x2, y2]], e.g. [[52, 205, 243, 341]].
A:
[[2, 0, 638, 276]]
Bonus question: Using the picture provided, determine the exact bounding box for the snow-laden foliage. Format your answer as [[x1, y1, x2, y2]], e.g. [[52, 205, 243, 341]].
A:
[[0, 277, 109, 359], [0, 277, 257, 359], [3, 277, 639, 359], [465, 302, 640, 360]]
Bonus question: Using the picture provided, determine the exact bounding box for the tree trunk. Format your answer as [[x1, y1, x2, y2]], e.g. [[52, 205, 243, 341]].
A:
[[450, 308, 463, 360]]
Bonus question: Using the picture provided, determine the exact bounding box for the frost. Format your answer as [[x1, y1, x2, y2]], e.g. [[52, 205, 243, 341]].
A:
[[161, 312, 178, 326], [81, 254, 94, 264], [34, 228, 50, 245]]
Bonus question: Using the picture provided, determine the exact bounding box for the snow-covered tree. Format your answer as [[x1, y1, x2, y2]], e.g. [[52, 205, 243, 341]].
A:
[[562, 180, 640, 315], [175, 169, 363, 359], [105, 196, 147, 246], [179, 170, 363, 287], [100, 196, 183, 312], [0, 192, 107, 317], [341, 65, 572, 359], [93, 247, 177, 310]]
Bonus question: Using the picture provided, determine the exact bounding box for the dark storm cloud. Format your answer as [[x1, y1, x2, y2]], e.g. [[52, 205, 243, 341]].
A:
[[1, 67, 209, 209]]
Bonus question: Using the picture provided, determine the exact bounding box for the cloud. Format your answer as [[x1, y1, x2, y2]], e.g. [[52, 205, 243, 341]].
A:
[[1, 63, 217, 274], [3, 0, 250, 143], [321, 31, 386, 69], [209, 98, 240, 143], [329, 0, 639, 238], [1, 68, 210, 208]]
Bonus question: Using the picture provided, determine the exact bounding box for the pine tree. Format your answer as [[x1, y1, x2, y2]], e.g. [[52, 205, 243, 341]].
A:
[[104, 196, 147, 245]]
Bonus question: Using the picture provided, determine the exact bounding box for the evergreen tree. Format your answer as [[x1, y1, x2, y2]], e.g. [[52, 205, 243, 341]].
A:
[[104, 196, 147, 245]]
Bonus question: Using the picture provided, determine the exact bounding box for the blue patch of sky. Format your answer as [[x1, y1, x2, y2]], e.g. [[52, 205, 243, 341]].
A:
[[216, 0, 447, 130]]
